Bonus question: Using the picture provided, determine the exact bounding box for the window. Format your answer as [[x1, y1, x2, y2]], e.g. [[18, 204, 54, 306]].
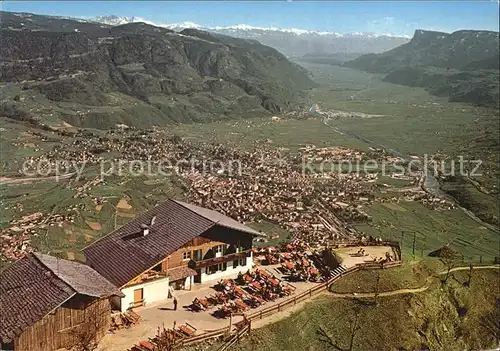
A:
[[208, 262, 227, 274], [1, 342, 14, 351], [183, 251, 191, 260], [235, 242, 244, 253], [214, 245, 224, 254], [193, 249, 202, 261], [234, 258, 246, 267]]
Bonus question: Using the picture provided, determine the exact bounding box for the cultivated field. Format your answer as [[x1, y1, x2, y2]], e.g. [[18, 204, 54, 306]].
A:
[[355, 201, 499, 262], [1, 65, 498, 263], [298, 63, 499, 226]]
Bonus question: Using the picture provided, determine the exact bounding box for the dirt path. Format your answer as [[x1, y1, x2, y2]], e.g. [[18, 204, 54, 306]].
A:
[[438, 264, 499, 275], [329, 265, 499, 299], [246, 265, 499, 335], [330, 285, 430, 298]]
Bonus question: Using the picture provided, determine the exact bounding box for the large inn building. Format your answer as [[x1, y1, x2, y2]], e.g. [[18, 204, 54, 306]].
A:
[[82, 199, 264, 312]]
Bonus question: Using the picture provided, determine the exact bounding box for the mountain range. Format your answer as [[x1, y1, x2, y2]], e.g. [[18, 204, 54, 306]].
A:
[[344, 29, 500, 106], [0, 11, 315, 128], [93, 15, 410, 57]]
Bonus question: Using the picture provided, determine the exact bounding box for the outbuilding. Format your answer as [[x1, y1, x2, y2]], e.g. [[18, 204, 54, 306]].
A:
[[0, 253, 123, 351]]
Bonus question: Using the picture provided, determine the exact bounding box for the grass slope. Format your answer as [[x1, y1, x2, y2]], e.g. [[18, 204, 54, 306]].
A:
[[231, 268, 500, 351], [329, 261, 443, 294]]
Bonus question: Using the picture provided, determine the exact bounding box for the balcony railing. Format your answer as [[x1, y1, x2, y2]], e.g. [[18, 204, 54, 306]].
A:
[[189, 250, 251, 269]]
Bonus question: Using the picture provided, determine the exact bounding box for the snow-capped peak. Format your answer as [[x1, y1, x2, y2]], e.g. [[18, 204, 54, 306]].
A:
[[94, 15, 164, 27], [94, 15, 136, 26], [162, 21, 203, 30], [210, 24, 345, 37], [92, 15, 410, 38]]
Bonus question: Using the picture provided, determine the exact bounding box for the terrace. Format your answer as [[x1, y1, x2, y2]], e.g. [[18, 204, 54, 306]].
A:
[[96, 265, 320, 351]]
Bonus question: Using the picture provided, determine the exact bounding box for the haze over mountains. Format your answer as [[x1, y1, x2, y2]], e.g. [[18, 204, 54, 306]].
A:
[[344, 29, 500, 106], [0, 11, 314, 128], [95, 15, 411, 57]]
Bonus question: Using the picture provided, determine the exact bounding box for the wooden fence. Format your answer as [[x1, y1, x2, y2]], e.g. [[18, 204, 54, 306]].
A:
[[169, 260, 403, 350], [176, 327, 229, 347], [245, 260, 402, 323], [217, 322, 252, 351]]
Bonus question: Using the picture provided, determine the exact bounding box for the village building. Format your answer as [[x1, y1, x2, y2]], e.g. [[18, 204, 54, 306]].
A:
[[83, 199, 265, 312], [0, 253, 122, 351]]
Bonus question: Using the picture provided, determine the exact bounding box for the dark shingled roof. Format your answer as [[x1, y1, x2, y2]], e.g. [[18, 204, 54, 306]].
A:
[[0, 253, 122, 343], [83, 198, 263, 287], [167, 266, 197, 282], [34, 253, 123, 298], [172, 200, 262, 236]]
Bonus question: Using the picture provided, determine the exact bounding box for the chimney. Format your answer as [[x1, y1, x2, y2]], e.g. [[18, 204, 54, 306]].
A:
[[150, 215, 156, 226], [140, 223, 149, 236]]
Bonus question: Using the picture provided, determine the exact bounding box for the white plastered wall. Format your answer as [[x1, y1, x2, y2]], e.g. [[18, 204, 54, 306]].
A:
[[120, 277, 170, 312], [199, 252, 253, 283]]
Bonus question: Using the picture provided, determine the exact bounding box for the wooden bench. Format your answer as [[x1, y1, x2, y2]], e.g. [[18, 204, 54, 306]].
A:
[[177, 322, 197, 337]]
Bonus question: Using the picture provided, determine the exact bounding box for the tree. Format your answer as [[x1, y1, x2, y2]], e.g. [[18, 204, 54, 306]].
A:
[[465, 263, 473, 287], [171, 134, 182, 144], [317, 306, 362, 351], [440, 246, 458, 285], [429, 244, 458, 285], [347, 306, 362, 351], [154, 323, 177, 351]]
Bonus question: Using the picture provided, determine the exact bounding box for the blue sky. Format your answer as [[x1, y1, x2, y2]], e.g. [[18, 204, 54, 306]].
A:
[[2, 1, 499, 36]]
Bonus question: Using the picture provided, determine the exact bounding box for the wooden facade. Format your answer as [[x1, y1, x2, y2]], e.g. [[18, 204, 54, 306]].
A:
[[11, 295, 112, 351], [168, 237, 227, 270], [160, 235, 252, 274], [121, 233, 253, 289]]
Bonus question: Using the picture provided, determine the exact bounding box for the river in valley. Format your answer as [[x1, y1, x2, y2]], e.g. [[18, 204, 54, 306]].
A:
[[321, 116, 499, 234]]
